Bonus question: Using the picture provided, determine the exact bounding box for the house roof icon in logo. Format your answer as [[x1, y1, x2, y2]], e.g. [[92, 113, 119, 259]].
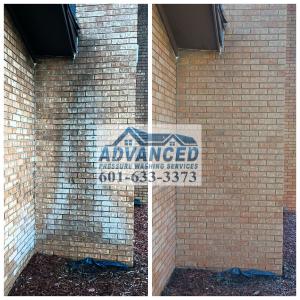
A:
[[111, 127, 197, 146]]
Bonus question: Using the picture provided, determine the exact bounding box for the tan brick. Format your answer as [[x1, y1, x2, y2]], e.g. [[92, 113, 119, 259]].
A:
[[152, 3, 293, 294]]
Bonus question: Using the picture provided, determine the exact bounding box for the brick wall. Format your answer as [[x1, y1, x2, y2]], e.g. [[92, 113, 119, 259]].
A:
[[134, 4, 148, 203], [152, 5, 177, 295], [284, 4, 296, 210], [136, 4, 148, 125], [176, 4, 286, 274], [34, 4, 138, 266], [4, 8, 36, 294], [152, 4, 292, 294]]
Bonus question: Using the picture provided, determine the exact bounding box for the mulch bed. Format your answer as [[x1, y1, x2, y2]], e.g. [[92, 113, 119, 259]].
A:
[[162, 211, 296, 296], [9, 205, 148, 296]]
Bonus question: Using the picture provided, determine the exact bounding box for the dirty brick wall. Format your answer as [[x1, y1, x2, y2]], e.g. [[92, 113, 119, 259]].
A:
[[34, 4, 138, 265], [152, 5, 177, 296], [136, 4, 148, 125], [4, 8, 36, 294], [176, 4, 286, 274], [284, 4, 296, 211], [134, 4, 148, 203]]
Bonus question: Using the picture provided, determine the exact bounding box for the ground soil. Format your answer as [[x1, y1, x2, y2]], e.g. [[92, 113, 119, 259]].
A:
[[162, 211, 296, 296], [9, 205, 148, 296]]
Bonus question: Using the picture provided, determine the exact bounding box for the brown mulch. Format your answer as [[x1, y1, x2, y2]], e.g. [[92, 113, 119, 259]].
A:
[[9, 205, 148, 296], [162, 211, 296, 296]]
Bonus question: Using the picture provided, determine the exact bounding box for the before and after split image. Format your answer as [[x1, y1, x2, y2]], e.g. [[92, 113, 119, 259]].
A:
[[2, 1, 296, 297]]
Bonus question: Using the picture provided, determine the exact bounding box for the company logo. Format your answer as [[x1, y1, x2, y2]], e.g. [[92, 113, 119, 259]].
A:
[[99, 127, 199, 163], [97, 124, 202, 186]]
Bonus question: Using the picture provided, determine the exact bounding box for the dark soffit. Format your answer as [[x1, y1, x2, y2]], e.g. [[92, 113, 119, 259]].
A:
[[6, 4, 79, 60], [157, 4, 227, 56]]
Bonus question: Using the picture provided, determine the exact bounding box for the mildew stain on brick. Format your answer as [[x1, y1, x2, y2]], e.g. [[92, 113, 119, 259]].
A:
[[34, 4, 138, 264]]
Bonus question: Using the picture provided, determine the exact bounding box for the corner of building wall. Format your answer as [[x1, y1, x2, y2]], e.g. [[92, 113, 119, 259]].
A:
[[4, 8, 38, 294], [153, 263, 176, 296], [284, 3, 296, 211], [4, 248, 36, 296], [32, 62, 38, 253]]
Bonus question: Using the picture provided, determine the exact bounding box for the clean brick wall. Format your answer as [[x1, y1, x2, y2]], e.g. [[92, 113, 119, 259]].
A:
[[134, 4, 148, 203], [152, 5, 177, 296], [284, 4, 296, 210], [34, 4, 138, 266], [153, 4, 293, 294], [4, 8, 36, 294], [176, 4, 286, 274]]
